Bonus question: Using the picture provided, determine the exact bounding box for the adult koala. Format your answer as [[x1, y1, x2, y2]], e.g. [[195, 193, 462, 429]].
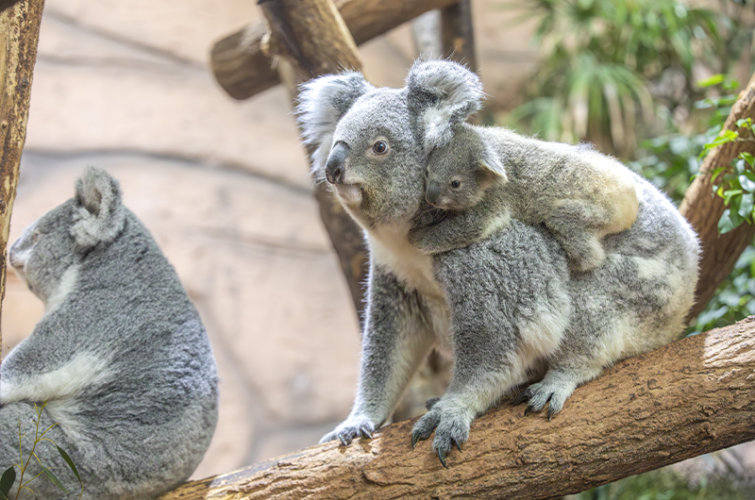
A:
[[298, 60, 699, 466], [0, 167, 218, 499]]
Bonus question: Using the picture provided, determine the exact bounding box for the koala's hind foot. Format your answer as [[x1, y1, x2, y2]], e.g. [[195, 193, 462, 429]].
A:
[[514, 364, 603, 419], [411, 398, 473, 468], [559, 232, 606, 274], [320, 414, 376, 446], [546, 201, 611, 273]]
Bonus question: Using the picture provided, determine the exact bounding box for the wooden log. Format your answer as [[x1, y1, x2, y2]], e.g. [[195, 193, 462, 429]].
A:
[[258, 0, 368, 315], [160, 316, 755, 499], [679, 71, 755, 320], [211, 0, 460, 100], [441, 0, 477, 72], [0, 0, 44, 358]]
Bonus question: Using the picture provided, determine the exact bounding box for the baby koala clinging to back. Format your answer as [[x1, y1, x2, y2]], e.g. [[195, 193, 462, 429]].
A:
[[409, 122, 640, 272]]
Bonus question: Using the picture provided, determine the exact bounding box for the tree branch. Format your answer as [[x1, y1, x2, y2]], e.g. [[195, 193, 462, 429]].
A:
[[160, 317, 755, 499], [679, 71, 755, 320], [0, 0, 44, 358], [210, 0, 460, 100]]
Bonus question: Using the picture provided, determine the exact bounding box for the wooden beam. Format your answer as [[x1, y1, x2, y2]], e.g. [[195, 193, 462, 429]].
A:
[[211, 0, 460, 100], [160, 317, 755, 499], [257, 0, 368, 315], [441, 0, 477, 72], [0, 0, 44, 358], [679, 71, 755, 320]]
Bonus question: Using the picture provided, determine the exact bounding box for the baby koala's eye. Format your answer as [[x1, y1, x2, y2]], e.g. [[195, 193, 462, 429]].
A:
[[450, 180, 461, 189], [372, 140, 389, 155], [31, 230, 42, 244]]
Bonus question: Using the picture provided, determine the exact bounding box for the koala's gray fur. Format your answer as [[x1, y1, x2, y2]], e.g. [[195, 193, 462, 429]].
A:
[[0, 167, 218, 499], [297, 60, 699, 465], [411, 117, 639, 274]]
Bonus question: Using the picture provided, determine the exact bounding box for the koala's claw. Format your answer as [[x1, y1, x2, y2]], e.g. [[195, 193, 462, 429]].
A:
[[517, 380, 572, 419], [320, 417, 376, 446], [438, 449, 448, 469], [411, 401, 470, 468]]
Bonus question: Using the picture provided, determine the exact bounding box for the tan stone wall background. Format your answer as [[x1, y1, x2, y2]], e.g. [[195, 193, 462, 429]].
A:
[[1, 0, 539, 479]]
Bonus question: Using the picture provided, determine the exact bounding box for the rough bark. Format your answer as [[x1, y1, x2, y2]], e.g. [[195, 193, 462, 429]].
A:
[[210, 0, 460, 100], [0, 0, 44, 358], [258, 0, 368, 315], [679, 72, 755, 320], [160, 317, 755, 499], [440, 0, 476, 72]]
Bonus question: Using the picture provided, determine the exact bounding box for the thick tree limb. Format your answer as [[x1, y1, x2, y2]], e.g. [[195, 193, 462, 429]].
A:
[[0, 0, 44, 357], [679, 72, 755, 321], [258, 0, 368, 315], [210, 0, 460, 100], [160, 317, 755, 499]]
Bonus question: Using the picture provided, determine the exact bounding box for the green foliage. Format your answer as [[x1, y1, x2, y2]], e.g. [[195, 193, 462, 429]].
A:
[[574, 468, 748, 500], [505, 0, 729, 154], [1, 401, 83, 500]]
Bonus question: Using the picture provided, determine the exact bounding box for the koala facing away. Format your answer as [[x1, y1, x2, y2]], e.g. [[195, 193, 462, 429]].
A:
[[412, 117, 640, 273], [0, 167, 218, 500]]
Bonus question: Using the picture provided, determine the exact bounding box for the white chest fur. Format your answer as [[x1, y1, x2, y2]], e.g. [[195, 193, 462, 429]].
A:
[[367, 224, 452, 349]]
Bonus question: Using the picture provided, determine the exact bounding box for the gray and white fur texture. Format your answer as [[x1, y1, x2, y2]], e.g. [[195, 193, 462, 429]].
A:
[[297, 59, 699, 466], [0, 167, 218, 499], [411, 121, 640, 273]]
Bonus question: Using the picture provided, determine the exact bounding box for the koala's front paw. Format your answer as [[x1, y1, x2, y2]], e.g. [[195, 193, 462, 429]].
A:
[[514, 380, 574, 420], [411, 400, 471, 468], [319, 415, 376, 446]]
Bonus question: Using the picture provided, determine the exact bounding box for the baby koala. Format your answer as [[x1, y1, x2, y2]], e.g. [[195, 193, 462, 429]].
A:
[[409, 123, 640, 272]]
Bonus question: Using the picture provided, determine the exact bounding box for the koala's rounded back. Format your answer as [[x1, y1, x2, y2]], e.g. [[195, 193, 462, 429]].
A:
[[1, 167, 218, 500]]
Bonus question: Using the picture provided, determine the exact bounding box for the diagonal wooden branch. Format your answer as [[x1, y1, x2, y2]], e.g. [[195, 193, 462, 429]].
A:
[[679, 71, 755, 321], [210, 0, 460, 100], [0, 0, 44, 359], [258, 0, 368, 315], [160, 317, 755, 499]]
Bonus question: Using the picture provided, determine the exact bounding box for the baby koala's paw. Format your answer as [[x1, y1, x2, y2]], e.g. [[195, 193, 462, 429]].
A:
[[513, 379, 575, 420], [411, 399, 471, 468], [564, 235, 606, 274], [319, 415, 375, 446]]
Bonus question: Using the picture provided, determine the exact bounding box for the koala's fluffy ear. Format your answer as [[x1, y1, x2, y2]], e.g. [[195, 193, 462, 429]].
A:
[[71, 166, 126, 250], [476, 143, 508, 187], [297, 72, 374, 172], [406, 60, 484, 153]]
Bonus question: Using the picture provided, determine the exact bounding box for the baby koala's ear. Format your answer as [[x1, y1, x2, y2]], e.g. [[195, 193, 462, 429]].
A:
[[297, 72, 374, 171], [476, 144, 508, 187], [71, 166, 126, 250], [406, 59, 484, 153]]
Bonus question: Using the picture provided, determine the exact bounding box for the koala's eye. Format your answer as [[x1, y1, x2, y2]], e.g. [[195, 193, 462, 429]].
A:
[[373, 140, 389, 155], [31, 231, 41, 244], [430, 95, 439, 105], [450, 180, 461, 189]]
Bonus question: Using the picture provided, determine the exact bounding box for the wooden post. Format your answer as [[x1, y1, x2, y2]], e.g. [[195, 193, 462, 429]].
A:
[[211, 0, 460, 100], [441, 0, 477, 72], [0, 0, 44, 359], [257, 0, 369, 315], [679, 71, 755, 320], [160, 316, 755, 499]]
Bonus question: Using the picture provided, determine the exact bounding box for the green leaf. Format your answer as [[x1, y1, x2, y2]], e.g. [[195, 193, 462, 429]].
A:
[[41, 466, 67, 494], [740, 193, 754, 220], [719, 209, 744, 234], [737, 118, 753, 128], [0, 467, 15, 498], [56, 446, 81, 484], [741, 152, 755, 168], [742, 174, 755, 193], [697, 74, 725, 88], [710, 166, 728, 183]]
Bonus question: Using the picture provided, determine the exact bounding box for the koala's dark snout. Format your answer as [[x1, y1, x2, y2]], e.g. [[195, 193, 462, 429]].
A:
[[426, 182, 442, 205], [325, 142, 350, 184]]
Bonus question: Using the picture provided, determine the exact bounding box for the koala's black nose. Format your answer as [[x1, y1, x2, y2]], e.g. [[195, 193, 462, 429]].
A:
[[426, 182, 442, 205], [325, 142, 350, 184]]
